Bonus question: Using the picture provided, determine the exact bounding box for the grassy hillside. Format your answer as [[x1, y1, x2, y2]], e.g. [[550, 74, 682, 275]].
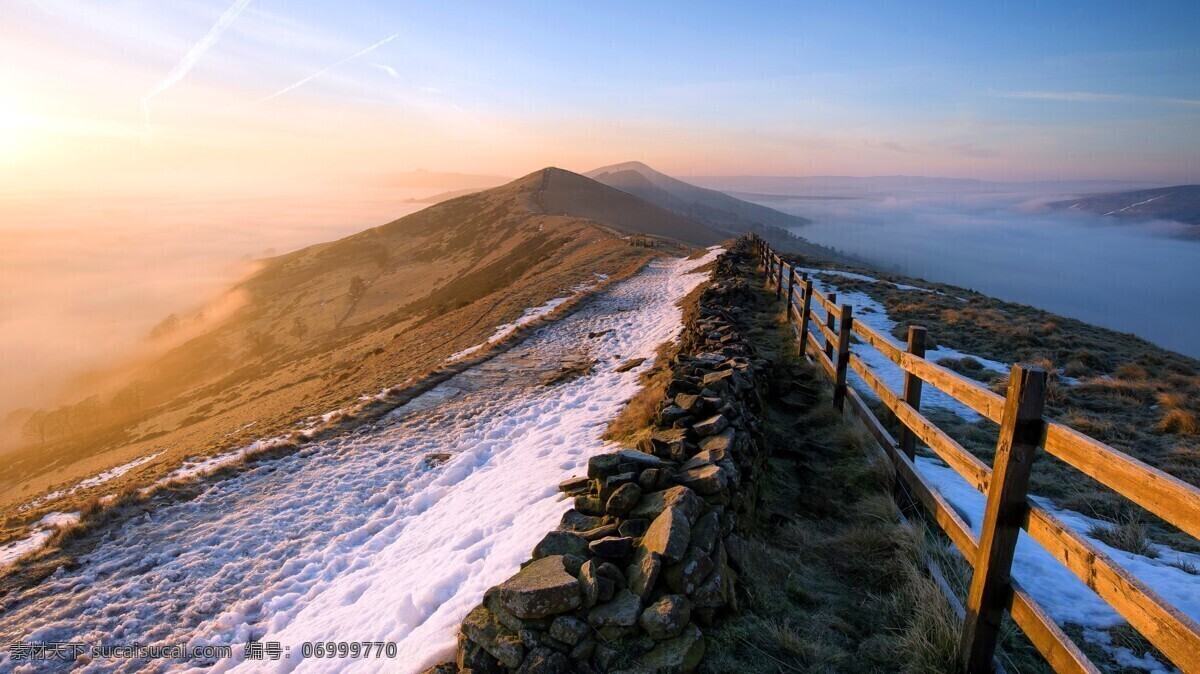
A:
[[785, 251, 1200, 555], [0, 168, 711, 543]]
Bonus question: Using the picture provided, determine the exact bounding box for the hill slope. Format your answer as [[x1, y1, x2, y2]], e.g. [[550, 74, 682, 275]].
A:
[[1, 168, 696, 529], [584, 161, 854, 261], [1050, 185, 1200, 226]]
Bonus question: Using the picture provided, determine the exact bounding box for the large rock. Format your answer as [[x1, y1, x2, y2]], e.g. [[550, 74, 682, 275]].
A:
[[458, 630, 502, 673], [587, 588, 642, 629], [515, 647, 572, 674], [497, 556, 582, 619], [589, 536, 633, 559], [577, 559, 601, 608], [461, 606, 525, 669], [558, 509, 605, 534], [587, 453, 623, 479], [629, 486, 705, 524], [663, 546, 714, 596], [689, 512, 721, 555], [532, 531, 590, 560], [626, 546, 662, 600], [639, 595, 692, 640], [692, 414, 729, 438], [674, 464, 728, 496], [605, 482, 642, 516], [549, 615, 589, 647], [642, 506, 691, 564], [630, 623, 705, 673]]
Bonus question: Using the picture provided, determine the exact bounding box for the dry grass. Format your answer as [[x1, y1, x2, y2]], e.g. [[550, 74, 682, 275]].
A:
[[1087, 513, 1159, 558]]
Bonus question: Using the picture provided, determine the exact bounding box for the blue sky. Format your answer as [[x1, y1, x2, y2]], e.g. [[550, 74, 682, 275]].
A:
[[1, 0, 1198, 185]]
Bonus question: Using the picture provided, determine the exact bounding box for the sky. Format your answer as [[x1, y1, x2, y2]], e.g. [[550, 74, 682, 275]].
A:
[[0, 0, 1198, 427], [1, 0, 1198, 204]]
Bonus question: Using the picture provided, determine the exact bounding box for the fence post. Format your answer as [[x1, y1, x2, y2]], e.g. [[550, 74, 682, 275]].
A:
[[898, 326, 927, 458], [776, 260, 785, 299], [959, 364, 1048, 673], [823, 292, 837, 361], [785, 267, 798, 319], [833, 304, 854, 410], [798, 278, 814, 359]]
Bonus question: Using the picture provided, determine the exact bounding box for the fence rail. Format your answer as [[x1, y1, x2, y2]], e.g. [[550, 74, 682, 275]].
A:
[[750, 236, 1200, 673]]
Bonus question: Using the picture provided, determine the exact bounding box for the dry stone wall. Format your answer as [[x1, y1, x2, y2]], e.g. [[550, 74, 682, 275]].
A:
[[428, 243, 769, 674]]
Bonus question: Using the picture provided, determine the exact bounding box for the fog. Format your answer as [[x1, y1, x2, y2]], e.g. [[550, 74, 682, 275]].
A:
[[0, 190, 427, 432], [758, 190, 1200, 359]]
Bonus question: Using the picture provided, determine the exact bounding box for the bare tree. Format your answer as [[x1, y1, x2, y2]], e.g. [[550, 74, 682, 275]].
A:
[[290, 316, 309, 343], [21, 410, 48, 445]]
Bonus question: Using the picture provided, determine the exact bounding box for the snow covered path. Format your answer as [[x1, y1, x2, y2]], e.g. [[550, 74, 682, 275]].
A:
[[0, 250, 720, 674]]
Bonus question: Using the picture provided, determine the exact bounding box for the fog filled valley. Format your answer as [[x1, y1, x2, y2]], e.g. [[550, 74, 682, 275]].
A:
[[691, 178, 1200, 359]]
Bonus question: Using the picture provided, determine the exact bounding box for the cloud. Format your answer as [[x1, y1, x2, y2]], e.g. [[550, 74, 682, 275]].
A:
[[141, 0, 255, 120], [994, 90, 1200, 107], [371, 63, 400, 79], [259, 33, 399, 103], [863, 140, 998, 159]]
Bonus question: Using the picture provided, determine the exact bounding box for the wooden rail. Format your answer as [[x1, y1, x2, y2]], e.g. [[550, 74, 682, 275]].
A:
[[751, 236, 1200, 673]]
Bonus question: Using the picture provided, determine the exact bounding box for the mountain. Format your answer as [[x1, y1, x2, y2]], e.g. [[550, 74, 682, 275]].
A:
[[582, 161, 867, 262], [1, 167, 711, 516], [1049, 185, 1200, 227], [405, 187, 488, 204]]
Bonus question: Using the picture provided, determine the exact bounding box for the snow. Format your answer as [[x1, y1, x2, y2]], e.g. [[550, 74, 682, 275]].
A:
[[0, 248, 721, 673], [917, 457, 1197, 672], [799, 269, 1007, 421], [0, 512, 80, 569], [20, 453, 164, 511], [445, 273, 609, 363]]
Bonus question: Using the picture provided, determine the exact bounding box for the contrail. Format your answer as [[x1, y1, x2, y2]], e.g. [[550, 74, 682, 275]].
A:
[[259, 33, 398, 102], [141, 0, 254, 121]]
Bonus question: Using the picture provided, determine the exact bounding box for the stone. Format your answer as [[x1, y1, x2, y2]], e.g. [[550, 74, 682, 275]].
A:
[[674, 464, 728, 496], [557, 476, 591, 495], [518, 629, 569, 653], [674, 393, 703, 413], [626, 546, 662, 600], [568, 637, 595, 662], [633, 623, 705, 672], [532, 531, 590, 560], [589, 536, 633, 559], [690, 547, 728, 609], [597, 562, 626, 588], [618, 518, 650, 539], [692, 414, 729, 438], [638, 595, 692, 640], [702, 369, 735, 392], [659, 405, 690, 425], [642, 507, 691, 564], [663, 547, 713, 596], [461, 606, 525, 669], [616, 449, 663, 470], [497, 556, 582, 619], [680, 448, 726, 472], [484, 589, 547, 634], [557, 510, 605, 534], [636, 468, 658, 492], [689, 512, 721, 555], [548, 615, 590, 647], [458, 630, 502, 673], [576, 523, 621, 541], [577, 559, 600, 608], [420, 663, 458, 674], [574, 494, 606, 516], [516, 647, 572, 674], [605, 482, 641, 517], [629, 486, 705, 525], [587, 453, 622, 479], [587, 589, 642, 629]]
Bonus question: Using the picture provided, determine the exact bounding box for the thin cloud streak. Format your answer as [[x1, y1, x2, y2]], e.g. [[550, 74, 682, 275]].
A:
[[140, 0, 255, 121], [259, 33, 399, 103], [994, 90, 1200, 107]]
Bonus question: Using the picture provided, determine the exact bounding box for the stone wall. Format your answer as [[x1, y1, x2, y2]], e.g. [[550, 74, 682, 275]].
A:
[[428, 243, 769, 674]]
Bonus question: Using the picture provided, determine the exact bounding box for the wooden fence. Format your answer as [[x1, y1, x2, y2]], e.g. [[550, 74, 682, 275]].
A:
[[751, 236, 1200, 673]]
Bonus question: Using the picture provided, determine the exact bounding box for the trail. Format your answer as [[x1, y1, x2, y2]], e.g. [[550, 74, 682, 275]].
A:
[[0, 250, 721, 673]]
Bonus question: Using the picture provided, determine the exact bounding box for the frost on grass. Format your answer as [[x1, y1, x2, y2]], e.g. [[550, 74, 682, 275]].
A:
[[0, 249, 721, 674], [917, 457, 1199, 671]]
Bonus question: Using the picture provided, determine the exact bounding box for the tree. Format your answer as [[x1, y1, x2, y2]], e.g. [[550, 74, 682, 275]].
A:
[[112, 381, 144, 415], [245, 329, 277, 358], [290, 316, 309, 343], [21, 410, 47, 445], [46, 406, 72, 438]]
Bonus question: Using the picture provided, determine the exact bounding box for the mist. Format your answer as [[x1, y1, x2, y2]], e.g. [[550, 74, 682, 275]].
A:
[[757, 190, 1200, 359], [0, 189, 428, 439]]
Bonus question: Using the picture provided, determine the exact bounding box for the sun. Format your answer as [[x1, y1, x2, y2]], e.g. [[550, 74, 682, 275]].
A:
[[0, 90, 36, 161]]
